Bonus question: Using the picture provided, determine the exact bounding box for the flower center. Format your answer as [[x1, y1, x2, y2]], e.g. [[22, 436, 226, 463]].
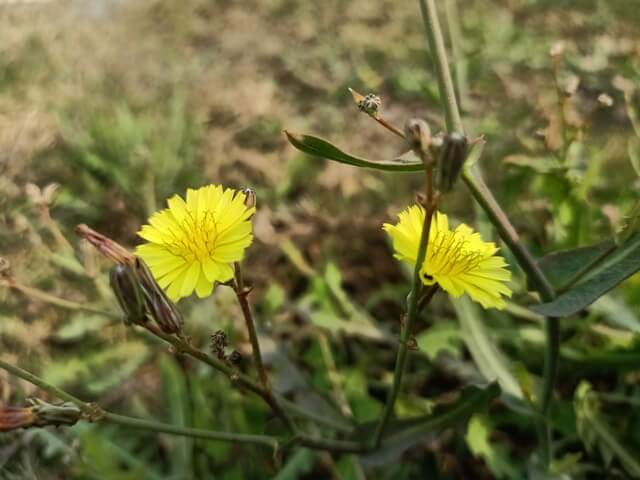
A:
[[426, 230, 483, 277], [164, 210, 218, 261]]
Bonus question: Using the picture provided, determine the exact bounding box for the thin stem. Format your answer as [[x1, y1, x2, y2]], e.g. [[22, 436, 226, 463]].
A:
[[232, 263, 298, 434], [104, 412, 277, 448], [0, 358, 90, 413], [372, 164, 437, 447], [142, 323, 297, 434], [444, 0, 469, 110], [376, 117, 406, 139], [418, 0, 464, 134], [1, 279, 119, 319], [0, 358, 278, 449], [317, 333, 353, 418], [418, 0, 559, 466], [233, 262, 269, 390], [295, 435, 369, 454]]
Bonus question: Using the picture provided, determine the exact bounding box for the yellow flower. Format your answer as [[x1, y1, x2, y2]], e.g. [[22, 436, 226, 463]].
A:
[[383, 205, 512, 309], [136, 185, 255, 301]]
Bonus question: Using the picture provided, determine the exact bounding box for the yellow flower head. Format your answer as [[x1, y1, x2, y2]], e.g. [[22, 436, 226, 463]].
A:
[[383, 205, 512, 309], [136, 185, 255, 301]]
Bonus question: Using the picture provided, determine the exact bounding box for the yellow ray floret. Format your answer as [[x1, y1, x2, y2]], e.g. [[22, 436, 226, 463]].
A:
[[136, 185, 255, 301], [383, 205, 512, 309]]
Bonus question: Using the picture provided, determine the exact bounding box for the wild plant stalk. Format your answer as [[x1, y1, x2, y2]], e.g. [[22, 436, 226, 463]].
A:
[[233, 261, 298, 434], [372, 151, 437, 447], [0, 357, 367, 454], [417, 0, 558, 465]]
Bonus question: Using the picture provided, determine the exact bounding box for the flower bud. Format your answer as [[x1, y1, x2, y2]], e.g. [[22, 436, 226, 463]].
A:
[[0, 400, 81, 432], [76, 224, 135, 265], [32, 400, 81, 427], [350, 88, 382, 118], [0, 406, 36, 432], [109, 263, 147, 325], [135, 258, 183, 335], [435, 132, 468, 193], [404, 118, 432, 155]]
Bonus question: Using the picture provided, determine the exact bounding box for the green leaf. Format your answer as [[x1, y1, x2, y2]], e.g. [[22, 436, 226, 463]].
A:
[[575, 381, 640, 477], [284, 131, 423, 172], [160, 357, 193, 479], [357, 383, 500, 466], [465, 414, 521, 479], [532, 234, 640, 317], [453, 297, 523, 399], [534, 241, 614, 291], [415, 321, 463, 359]]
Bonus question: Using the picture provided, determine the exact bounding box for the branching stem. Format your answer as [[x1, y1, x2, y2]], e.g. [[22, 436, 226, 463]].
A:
[[417, 0, 559, 466]]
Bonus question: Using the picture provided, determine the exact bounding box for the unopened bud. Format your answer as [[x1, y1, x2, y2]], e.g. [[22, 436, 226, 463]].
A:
[[0, 406, 37, 432], [31, 400, 81, 427], [350, 87, 382, 118], [0, 400, 81, 432], [76, 224, 135, 265], [358, 93, 382, 118], [135, 258, 183, 335], [109, 263, 147, 325], [435, 132, 468, 193], [404, 119, 432, 156]]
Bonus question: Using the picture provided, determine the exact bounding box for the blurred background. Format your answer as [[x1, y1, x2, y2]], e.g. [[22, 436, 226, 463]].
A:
[[1, 0, 639, 478]]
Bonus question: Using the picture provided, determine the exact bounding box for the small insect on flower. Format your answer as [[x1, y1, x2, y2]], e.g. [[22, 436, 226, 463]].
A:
[[383, 206, 512, 309], [136, 185, 255, 302]]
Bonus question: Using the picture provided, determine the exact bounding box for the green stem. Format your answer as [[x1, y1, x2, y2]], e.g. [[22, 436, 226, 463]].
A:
[[234, 263, 269, 390], [372, 171, 436, 447], [0, 358, 89, 412], [317, 332, 353, 418], [104, 412, 277, 448], [2, 279, 119, 319], [295, 435, 369, 454], [0, 357, 373, 454], [444, 0, 469, 110], [418, 0, 463, 134], [418, 0, 559, 466], [232, 263, 298, 435], [0, 357, 279, 449]]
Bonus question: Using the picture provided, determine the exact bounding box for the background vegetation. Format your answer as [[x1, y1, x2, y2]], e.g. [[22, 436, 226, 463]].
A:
[[1, 0, 640, 478]]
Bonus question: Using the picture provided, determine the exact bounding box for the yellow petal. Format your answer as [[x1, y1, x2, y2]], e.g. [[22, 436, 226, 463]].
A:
[[195, 271, 214, 298], [167, 194, 188, 223], [180, 261, 201, 298], [202, 256, 221, 282]]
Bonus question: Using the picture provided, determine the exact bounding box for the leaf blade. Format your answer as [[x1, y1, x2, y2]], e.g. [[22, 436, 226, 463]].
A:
[[285, 131, 423, 172]]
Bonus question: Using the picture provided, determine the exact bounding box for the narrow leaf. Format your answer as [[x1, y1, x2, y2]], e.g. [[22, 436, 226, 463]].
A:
[[535, 241, 614, 291], [453, 297, 523, 399], [532, 234, 640, 317], [285, 131, 423, 172]]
